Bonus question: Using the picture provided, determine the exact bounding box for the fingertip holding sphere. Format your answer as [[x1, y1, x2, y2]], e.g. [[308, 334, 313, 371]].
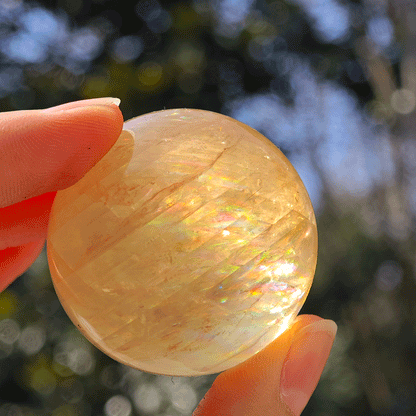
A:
[[47, 109, 317, 376]]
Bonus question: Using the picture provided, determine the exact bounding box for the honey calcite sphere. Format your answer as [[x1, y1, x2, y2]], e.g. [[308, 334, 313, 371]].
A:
[[47, 109, 317, 376]]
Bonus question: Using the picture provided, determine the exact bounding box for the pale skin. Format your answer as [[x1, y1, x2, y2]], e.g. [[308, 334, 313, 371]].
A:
[[0, 98, 337, 416]]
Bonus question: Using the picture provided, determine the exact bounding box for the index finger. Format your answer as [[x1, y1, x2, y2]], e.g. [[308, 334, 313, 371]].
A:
[[0, 99, 123, 208]]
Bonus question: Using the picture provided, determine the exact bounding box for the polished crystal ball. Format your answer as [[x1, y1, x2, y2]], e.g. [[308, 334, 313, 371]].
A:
[[47, 109, 317, 376]]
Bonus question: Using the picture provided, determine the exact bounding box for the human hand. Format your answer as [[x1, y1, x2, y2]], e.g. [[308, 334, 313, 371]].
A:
[[0, 99, 336, 415], [194, 315, 336, 415], [0, 97, 124, 291]]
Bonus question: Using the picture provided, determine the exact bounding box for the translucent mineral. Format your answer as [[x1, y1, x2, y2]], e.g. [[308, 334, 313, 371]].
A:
[[47, 109, 317, 376]]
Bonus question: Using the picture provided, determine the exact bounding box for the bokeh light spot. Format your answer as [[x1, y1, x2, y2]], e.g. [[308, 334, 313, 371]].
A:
[[0, 319, 20, 345], [67, 28, 103, 62], [1, 32, 48, 63], [0, 291, 20, 317], [132, 383, 162, 413], [375, 261, 403, 292], [367, 16, 394, 48], [137, 62, 163, 89], [391, 89, 416, 115], [18, 325, 46, 355], [171, 383, 197, 413], [104, 395, 132, 416], [289, 0, 350, 43], [174, 43, 205, 74], [31, 367, 57, 396], [82, 76, 110, 98], [20, 7, 61, 44], [111, 36, 143, 63]]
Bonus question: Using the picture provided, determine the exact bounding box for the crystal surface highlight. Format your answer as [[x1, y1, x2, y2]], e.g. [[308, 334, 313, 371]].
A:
[[47, 109, 318, 376]]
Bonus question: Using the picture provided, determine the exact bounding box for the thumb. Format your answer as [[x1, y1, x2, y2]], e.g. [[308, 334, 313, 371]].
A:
[[193, 315, 337, 416]]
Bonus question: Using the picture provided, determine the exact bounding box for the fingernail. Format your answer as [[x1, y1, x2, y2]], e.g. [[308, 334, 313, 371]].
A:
[[94, 97, 121, 106], [280, 319, 337, 416], [44, 97, 121, 112]]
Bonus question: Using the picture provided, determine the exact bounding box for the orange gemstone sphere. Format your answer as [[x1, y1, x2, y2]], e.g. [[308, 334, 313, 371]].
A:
[[47, 109, 317, 376]]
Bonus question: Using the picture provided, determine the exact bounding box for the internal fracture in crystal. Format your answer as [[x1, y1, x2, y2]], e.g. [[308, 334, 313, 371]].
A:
[[47, 109, 318, 376]]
